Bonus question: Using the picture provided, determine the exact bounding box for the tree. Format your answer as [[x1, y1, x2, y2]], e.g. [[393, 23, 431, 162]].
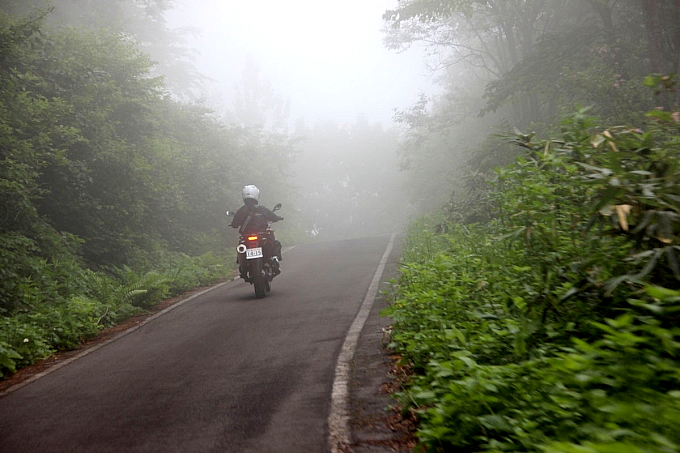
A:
[[639, 0, 680, 106], [381, 0, 675, 220], [0, 8, 294, 272], [0, 10, 90, 311], [384, 0, 671, 123], [0, 0, 204, 100], [232, 57, 291, 133]]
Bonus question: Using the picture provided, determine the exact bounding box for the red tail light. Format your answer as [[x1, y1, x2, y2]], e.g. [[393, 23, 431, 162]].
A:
[[247, 235, 258, 241]]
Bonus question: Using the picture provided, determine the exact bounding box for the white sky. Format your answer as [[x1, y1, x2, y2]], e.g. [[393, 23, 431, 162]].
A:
[[167, 0, 434, 127]]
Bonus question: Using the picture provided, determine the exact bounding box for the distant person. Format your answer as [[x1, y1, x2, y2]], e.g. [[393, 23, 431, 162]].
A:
[[230, 185, 283, 273]]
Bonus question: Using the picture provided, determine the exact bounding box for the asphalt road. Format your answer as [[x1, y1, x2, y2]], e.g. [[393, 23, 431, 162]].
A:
[[0, 235, 398, 453]]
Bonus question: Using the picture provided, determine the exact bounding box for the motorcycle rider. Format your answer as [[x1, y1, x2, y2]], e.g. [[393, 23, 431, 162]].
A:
[[229, 185, 283, 275]]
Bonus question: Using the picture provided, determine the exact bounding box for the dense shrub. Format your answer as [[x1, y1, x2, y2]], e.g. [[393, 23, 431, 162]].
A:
[[384, 108, 680, 452], [0, 250, 230, 377]]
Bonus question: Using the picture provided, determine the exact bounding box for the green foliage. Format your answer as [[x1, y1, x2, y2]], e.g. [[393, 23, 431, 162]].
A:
[[1, 0, 202, 100], [409, 301, 680, 452], [0, 9, 287, 271], [0, 250, 231, 377], [483, 20, 654, 124], [385, 108, 680, 452]]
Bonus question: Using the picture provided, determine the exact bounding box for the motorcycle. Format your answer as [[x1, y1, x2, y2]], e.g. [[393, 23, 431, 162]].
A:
[[226, 203, 282, 298]]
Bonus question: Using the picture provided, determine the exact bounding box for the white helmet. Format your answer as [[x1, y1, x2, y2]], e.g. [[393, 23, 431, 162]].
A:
[[242, 185, 260, 203]]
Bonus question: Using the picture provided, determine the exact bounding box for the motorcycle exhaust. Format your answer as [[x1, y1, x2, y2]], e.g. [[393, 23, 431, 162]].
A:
[[236, 244, 247, 254]]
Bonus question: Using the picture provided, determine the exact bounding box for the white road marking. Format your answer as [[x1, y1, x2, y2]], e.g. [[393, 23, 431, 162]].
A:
[[327, 232, 397, 453]]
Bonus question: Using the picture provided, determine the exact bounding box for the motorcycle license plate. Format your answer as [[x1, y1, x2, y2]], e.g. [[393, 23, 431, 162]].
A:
[[246, 247, 263, 260]]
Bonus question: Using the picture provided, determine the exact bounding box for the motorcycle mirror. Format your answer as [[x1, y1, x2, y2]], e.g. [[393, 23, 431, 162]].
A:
[[273, 203, 282, 212]]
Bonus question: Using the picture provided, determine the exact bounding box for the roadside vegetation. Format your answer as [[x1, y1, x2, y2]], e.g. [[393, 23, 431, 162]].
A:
[[382, 1, 680, 451], [385, 106, 680, 452]]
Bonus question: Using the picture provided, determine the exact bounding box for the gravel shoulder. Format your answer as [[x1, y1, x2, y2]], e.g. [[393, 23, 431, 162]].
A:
[[347, 235, 417, 453], [348, 286, 417, 452]]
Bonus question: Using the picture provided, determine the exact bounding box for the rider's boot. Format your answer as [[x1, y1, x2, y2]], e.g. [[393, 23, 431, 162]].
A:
[[271, 257, 281, 276], [274, 240, 283, 261]]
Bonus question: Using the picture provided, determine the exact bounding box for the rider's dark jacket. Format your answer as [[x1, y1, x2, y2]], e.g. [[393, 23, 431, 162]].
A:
[[230, 204, 282, 233]]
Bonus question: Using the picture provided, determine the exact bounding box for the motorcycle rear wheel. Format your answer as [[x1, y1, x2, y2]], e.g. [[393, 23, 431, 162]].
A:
[[252, 260, 267, 298], [264, 264, 271, 293]]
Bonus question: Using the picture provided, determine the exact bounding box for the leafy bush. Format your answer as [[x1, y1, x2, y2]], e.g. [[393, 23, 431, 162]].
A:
[[0, 251, 232, 377], [384, 107, 680, 452]]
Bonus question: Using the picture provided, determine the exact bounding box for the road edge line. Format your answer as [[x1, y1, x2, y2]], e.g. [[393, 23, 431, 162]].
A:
[[327, 232, 397, 453], [0, 281, 228, 398]]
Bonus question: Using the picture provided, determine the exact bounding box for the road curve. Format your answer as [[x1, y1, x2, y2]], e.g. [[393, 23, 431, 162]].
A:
[[0, 235, 397, 453]]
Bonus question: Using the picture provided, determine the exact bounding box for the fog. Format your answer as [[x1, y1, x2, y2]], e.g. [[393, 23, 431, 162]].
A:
[[161, 0, 430, 237], [2, 0, 675, 266], [0, 0, 436, 241], [166, 0, 433, 127]]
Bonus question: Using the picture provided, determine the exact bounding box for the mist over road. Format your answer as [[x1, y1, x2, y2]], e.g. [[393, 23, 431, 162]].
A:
[[0, 235, 398, 453]]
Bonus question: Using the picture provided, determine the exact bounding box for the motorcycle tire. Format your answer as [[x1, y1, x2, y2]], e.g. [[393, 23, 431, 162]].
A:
[[252, 259, 267, 299], [264, 264, 271, 293]]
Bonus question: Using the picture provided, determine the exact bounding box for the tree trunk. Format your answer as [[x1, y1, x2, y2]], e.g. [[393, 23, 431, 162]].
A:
[[494, 1, 520, 69], [589, 0, 614, 30], [675, 0, 680, 107], [639, 0, 665, 73]]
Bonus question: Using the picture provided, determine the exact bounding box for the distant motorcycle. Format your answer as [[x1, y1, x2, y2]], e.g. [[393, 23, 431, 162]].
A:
[[226, 203, 282, 298]]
